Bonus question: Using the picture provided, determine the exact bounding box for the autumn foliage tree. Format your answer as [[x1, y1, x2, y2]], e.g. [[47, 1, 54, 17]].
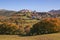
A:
[[30, 18, 60, 35], [0, 22, 21, 35]]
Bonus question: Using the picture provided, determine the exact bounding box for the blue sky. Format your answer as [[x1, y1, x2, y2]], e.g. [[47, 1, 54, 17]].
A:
[[0, 0, 60, 12]]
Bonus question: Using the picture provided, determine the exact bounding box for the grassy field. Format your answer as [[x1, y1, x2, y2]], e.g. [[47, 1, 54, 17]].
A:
[[0, 33, 60, 40]]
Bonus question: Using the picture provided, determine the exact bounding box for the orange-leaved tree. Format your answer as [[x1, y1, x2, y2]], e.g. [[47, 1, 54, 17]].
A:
[[30, 18, 60, 35]]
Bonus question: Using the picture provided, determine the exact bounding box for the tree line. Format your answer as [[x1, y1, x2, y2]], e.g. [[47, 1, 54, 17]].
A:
[[0, 18, 60, 36]]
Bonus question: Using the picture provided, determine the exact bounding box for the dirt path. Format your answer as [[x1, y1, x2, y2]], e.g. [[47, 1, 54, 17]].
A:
[[0, 33, 60, 40]]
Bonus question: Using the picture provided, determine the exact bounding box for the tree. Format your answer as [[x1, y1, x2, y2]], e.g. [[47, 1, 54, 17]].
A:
[[0, 22, 21, 35], [30, 18, 60, 35]]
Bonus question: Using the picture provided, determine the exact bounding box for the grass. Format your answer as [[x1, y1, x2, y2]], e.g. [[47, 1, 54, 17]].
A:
[[0, 33, 60, 40]]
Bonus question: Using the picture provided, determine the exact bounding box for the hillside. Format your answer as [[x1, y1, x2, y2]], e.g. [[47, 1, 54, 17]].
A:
[[49, 10, 60, 14], [0, 9, 60, 19], [0, 9, 60, 40], [48, 10, 60, 18], [0, 33, 60, 40], [0, 9, 16, 16]]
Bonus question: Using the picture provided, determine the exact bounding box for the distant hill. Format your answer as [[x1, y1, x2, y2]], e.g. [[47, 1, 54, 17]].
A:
[[0, 9, 60, 19], [49, 10, 60, 14], [48, 10, 60, 18], [0, 9, 16, 16], [11, 9, 49, 19]]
